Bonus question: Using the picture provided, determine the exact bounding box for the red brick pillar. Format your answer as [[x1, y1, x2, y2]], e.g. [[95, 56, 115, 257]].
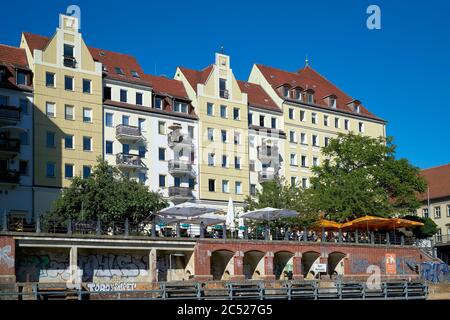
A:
[[320, 253, 330, 280], [0, 236, 16, 285], [263, 252, 275, 280], [194, 247, 212, 281], [292, 252, 304, 280], [232, 251, 245, 281]]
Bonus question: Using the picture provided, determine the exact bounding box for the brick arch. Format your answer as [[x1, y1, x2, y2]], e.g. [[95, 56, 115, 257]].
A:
[[210, 249, 235, 281], [328, 251, 347, 278], [274, 251, 295, 280], [243, 250, 266, 280]]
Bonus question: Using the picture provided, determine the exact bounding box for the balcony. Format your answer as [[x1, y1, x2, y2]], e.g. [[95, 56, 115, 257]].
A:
[[168, 186, 194, 204], [220, 89, 229, 99], [258, 170, 276, 183], [0, 106, 21, 125], [115, 153, 145, 170], [0, 138, 20, 156], [168, 130, 193, 149], [168, 160, 195, 177], [257, 145, 279, 160], [0, 170, 20, 185], [63, 56, 77, 68], [116, 125, 143, 143]]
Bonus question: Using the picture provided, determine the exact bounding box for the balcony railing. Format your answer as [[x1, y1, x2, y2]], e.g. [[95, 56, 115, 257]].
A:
[[115, 153, 144, 169], [257, 145, 279, 160], [63, 56, 77, 68], [116, 124, 143, 142], [168, 160, 194, 177], [0, 106, 21, 123], [0, 138, 20, 155], [258, 170, 276, 183], [168, 186, 194, 199], [220, 89, 229, 99], [0, 170, 20, 184], [168, 130, 192, 148]]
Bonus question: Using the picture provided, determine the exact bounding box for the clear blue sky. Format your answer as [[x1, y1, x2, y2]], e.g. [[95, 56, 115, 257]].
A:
[[2, 0, 449, 169]]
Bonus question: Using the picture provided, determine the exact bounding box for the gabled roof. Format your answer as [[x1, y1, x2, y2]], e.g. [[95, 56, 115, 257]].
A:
[[237, 80, 281, 113], [0, 44, 32, 92], [142, 74, 189, 100], [177, 65, 213, 93], [22, 32, 150, 86], [419, 163, 450, 201], [255, 64, 384, 122]]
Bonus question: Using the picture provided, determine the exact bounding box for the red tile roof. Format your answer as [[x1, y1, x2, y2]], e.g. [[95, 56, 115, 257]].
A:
[[237, 80, 281, 113], [419, 163, 450, 201], [177, 65, 213, 93], [142, 74, 189, 100], [0, 44, 32, 91], [23, 32, 150, 86], [255, 64, 384, 122]]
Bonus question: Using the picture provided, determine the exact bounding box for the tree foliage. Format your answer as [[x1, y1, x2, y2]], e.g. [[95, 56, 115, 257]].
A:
[[45, 158, 167, 226], [402, 215, 439, 239], [309, 133, 427, 222]]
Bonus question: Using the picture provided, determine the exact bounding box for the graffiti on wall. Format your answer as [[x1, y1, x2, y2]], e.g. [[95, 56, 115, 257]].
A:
[[420, 262, 450, 283], [16, 253, 70, 282], [351, 259, 370, 274], [86, 282, 137, 292], [0, 245, 14, 269]]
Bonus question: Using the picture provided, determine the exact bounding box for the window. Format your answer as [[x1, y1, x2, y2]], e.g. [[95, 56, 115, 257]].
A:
[[131, 70, 140, 78], [259, 115, 265, 127], [302, 178, 308, 189], [291, 177, 297, 187], [234, 132, 241, 145], [283, 86, 290, 98], [120, 90, 127, 103], [188, 126, 194, 139], [83, 136, 92, 151], [46, 162, 55, 177], [46, 102, 55, 117], [105, 141, 113, 154], [64, 44, 74, 57], [220, 105, 227, 118], [65, 135, 74, 149], [221, 130, 227, 143], [0, 95, 8, 106], [122, 144, 130, 154], [65, 164, 74, 179], [159, 175, 166, 188], [222, 180, 229, 193], [207, 103, 214, 116], [249, 160, 256, 172], [249, 136, 255, 148], [103, 86, 111, 100], [158, 148, 166, 161], [335, 117, 340, 128], [235, 182, 242, 195], [219, 78, 228, 98], [324, 137, 330, 147], [271, 117, 277, 129], [300, 110, 306, 122], [234, 157, 241, 170], [354, 105, 360, 113], [19, 130, 29, 145], [81, 108, 92, 123], [154, 97, 162, 109], [250, 184, 256, 196], [174, 101, 188, 113], [46, 132, 55, 148], [16, 71, 27, 85], [105, 113, 113, 127], [138, 118, 145, 132], [248, 112, 253, 125], [312, 135, 318, 147], [158, 121, 165, 135], [288, 108, 294, 120], [435, 206, 441, 219], [19, 160, 28, 175], [83, 166, 91, 179], [208, 179, 216, 192], [138, 146, 146, 158], [344, 119, 350, 130], [19, 99, 28, 114], [447, 205, 450, 217], [46, 72, 55, 87], [208, 153, 215, 166], [422, 208, 429, 218], [207, 128, 214, 141], [300, 133, 307, 145], [64, 76, 74, 91], [330, 98, 337, 108], [307, 92, 314, 104], [82, 79, 91, 94], [122, 115, 130, 126], [358, 122, 364, 133], [138, 172, 146, 184], [136, 92, 143, 105], [295, 89, 302, 101], [115, 67, 125, 75], [233, 108, 240, 120], [189, 178, 195, 190], [301, 155, 308, 168], [65, 105, 74, 120], [311, 113, 317, 124], [290, 153, 297, 166], [289, 131, 296, 143], [222, 155, 228, 168], [313, 157, 319, 167], [324, 115, 329, 126]]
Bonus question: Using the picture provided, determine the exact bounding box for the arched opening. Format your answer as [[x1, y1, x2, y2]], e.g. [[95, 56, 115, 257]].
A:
[[243, 251, 265, 280], [210, 250, 234, 280], [301, 251, 321, 280], [274, 251, 294, 280], [328, 252, 346, 279]]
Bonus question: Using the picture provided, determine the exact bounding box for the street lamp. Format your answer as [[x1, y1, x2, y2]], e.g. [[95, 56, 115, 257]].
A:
[[169, 253, 185, 282]]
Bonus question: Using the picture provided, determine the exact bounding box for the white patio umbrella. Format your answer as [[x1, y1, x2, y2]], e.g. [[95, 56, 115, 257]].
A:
[[184, 212, 226, 226], [240, 207, 298, 221], [158, 202, 218, 217], [226, 197, 236, 232]]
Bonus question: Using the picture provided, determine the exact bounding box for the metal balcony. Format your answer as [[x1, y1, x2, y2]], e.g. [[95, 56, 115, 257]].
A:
[[168, 160, 194, 177], [63, 56, 77, 68], [0, 170, 20, 185], [220, 89, 229, 99], [116, 125, 143, 142], [258, 171, 276, 183], [115, 153, 145, 170], [0, 106, 21, 124], [0, 138, 20, 156], [257, 145, 279, 160], [168, 130, 193, 149], [168, 186, 194, 204]]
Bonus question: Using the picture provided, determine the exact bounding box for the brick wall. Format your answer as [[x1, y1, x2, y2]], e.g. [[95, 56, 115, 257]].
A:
[[0, 236, 15, 284]]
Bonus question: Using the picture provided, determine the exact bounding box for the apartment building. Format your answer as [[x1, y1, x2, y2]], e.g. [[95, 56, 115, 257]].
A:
[[20, 15, 103, 218], [0, 44, 34, 222], [175, 53, 249, 208], [248, 64, 387, 187]]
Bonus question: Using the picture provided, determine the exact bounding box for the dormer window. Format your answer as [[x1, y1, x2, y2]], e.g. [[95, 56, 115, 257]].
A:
[[294, 89, 302, 101], [131, 70, 140, 78], [330, 98, 337, 108], [354, 105, 360, 113], [283, 86, 290, 99], [174, 101, 188, 113], [306, 91, 314, 104], [115, 67, 125, 75], [16, 71, 27, 86]]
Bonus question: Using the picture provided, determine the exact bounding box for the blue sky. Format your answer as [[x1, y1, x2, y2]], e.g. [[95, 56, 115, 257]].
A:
[[2, 0, 449, 169]]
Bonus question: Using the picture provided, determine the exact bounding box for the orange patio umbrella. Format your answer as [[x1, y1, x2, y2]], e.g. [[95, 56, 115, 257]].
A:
[[341, 215, 390, 232], [377, 218, 424, 230], [312, 219, 343, 231]]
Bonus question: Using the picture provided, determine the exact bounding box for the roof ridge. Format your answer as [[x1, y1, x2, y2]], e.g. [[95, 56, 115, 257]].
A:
[[0, 43, 23, 50], [421, 163, 450, 171]]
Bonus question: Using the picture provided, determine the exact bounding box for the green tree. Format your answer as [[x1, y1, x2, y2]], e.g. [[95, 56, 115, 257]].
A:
[[45, 158, 167, 228], [309, 133, 427, 222], [402, 215, 439, 239]]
